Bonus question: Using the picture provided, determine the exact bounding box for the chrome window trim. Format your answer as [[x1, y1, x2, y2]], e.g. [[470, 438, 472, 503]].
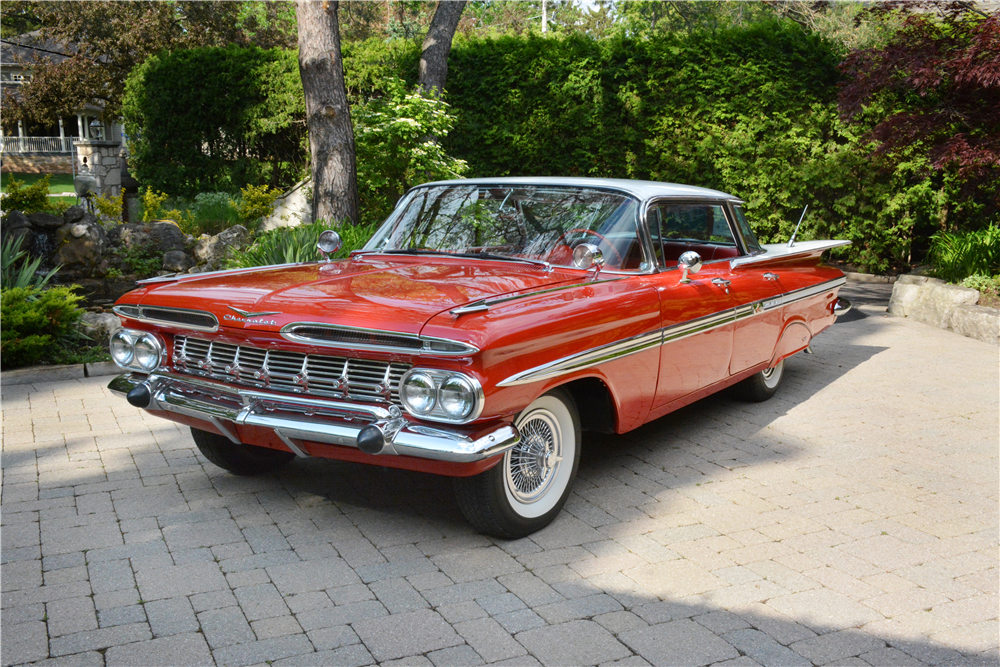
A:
[[497, 276, 846, 388], [642, 197, 747, 272], [280, 323, 479, 356], [112, 305, 219, 332]]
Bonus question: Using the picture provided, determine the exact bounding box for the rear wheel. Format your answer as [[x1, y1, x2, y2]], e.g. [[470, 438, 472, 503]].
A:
[[191, 427, 295, 476], [454, 389, 580, 538], [733, 358, 785, 402]]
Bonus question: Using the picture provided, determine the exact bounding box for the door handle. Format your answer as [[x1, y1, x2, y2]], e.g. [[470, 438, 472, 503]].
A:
[[711, 278, 731, 293], [764, 272, 779, 281]]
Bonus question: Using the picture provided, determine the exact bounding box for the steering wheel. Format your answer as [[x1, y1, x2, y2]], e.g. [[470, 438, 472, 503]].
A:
[[548, 228, 624, 267]]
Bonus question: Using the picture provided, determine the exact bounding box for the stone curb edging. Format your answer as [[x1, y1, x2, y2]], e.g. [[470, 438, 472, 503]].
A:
[[1, 361, 120, 387], [844, 271, 897, 284], [889, 275, 999, 346]]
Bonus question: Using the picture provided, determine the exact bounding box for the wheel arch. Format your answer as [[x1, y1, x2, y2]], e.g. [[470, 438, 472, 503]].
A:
[[770, 318, 812, 367]]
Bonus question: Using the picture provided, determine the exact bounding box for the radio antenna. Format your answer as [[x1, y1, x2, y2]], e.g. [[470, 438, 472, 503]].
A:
[[788, 205, 808, 248]]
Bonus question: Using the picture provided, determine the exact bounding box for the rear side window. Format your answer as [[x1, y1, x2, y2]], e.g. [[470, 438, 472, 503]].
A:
[[732, 205, 763, 254]]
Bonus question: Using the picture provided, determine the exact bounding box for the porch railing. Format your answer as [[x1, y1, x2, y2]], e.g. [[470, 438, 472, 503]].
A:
[[1, 136, 76, 154]]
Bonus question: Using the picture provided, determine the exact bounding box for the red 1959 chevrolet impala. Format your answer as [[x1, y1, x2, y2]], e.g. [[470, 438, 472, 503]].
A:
[[108, 178, 851, 537]]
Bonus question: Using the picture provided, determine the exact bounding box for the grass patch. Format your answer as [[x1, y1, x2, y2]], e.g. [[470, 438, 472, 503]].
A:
[[2, 172, 76, 194]]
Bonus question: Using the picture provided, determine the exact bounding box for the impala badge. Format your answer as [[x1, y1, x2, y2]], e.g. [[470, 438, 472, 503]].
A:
[[225, 306, 281, 326]]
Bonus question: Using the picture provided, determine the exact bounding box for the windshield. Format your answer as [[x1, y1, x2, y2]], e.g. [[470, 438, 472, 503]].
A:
[[364, 185, 648, 272]]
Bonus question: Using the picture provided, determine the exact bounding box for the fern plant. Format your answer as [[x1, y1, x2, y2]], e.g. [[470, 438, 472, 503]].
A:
[[1, 235, 60, 290]]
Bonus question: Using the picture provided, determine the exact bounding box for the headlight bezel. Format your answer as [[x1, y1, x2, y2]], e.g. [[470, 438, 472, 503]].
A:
[[399, 368, 484, 424], [109, 328, 165, 373]]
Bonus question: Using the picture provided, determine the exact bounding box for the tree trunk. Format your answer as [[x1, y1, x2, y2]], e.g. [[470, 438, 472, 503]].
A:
[[418, 1, 466, 96], [296, 0, 359, 225]]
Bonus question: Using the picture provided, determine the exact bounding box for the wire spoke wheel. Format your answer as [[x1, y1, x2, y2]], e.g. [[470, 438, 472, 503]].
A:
[[454, 389, 580, 538], [506, 410, 563, 505]]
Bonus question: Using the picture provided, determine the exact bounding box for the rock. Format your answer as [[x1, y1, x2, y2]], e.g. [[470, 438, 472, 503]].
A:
[[54, 220, 107, 271], [110, 222, 150, 249], [2, 211, 33, 247], [79, 312, 122, 344], [3, 210, 31, 234], [949, 305, 1000, 345], [148, 221, 187, 253], [889, 275, 998, 346], [194, 225, 250, 269], [27, 211, 64, 230], [162, 250, 194, 272], [63, 206, 86, 224]]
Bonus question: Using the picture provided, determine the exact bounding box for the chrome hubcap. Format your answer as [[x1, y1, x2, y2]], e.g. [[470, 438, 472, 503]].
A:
[[506, 411, 562, 504]]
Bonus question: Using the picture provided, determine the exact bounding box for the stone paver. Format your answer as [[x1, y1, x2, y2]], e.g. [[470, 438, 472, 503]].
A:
[[2, 285, 998, 666]]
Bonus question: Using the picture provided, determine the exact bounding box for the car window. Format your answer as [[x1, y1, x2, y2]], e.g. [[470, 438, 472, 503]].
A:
[[648, 203, 742, 267], [368, 186, 650, 272]]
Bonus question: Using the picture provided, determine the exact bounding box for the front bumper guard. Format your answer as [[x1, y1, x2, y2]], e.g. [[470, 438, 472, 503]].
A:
[[108, 372, 519, 464]]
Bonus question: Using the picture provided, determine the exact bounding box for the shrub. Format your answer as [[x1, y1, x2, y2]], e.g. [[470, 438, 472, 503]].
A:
[[123, 46, 306, 196], [226, 219, 378, 269], [928, 226, 1000, 282], [2, 235, 59, 290], [94, 192, 125, 224], [2, 175, 52, 216], [961, 274, 1000, 298], [141, 188, 170, 222], [0, 286, 85, 368], [353, 77, 468, 224], [231, 184, 282, 227]]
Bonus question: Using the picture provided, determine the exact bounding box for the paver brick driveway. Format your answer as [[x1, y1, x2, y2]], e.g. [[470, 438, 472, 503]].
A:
[[2, 292, 997, 667]]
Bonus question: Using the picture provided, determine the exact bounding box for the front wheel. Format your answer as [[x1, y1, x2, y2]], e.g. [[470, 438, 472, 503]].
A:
[[191, 427, 296, 476], [454, 389, 580, 538], [733, 358, 785, 402]]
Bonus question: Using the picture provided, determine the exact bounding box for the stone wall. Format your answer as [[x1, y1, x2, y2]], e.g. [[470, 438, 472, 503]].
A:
[[1, 154, 74, 174], [889, 275, 999, 346]]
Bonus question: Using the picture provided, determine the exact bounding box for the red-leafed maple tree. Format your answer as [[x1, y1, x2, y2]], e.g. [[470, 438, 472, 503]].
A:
[[838, 2, 999, 205]]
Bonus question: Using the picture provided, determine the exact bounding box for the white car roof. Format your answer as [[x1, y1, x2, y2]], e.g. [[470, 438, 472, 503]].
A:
[[416, 177, 737, 201]]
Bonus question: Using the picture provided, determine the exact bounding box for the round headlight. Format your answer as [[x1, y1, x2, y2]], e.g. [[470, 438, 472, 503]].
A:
[[110, 331, 134, 367], [401, 372, 436, 414], [439, 375, 475, 419], [133, 334, 161, 372]]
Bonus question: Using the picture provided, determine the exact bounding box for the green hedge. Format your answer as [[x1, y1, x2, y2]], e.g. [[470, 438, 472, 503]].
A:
[[124, 23, 995, 272], [123, 46, 306, 196]]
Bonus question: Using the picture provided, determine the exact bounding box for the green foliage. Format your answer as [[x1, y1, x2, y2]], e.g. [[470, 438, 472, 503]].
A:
[[226, 220, 378, 269], [112, 243, 163, 278], [961, 274, 1000, 297], [0, 286, 85, 368], [354, 77, 468, 224], [928, 226, 1000, 283], [123, 45, 306, 196], [94, 192, 124, 224], [231, 184, 282, 226], [2, 235, 59, 290], [140, 188, 170, 223], [2, 175, 52, 215]]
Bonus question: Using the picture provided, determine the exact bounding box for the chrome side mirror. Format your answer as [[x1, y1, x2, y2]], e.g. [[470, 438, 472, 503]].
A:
[[317, 229, 342, 262], [573, 243, 605, 278], [678, 250, 702, 284]]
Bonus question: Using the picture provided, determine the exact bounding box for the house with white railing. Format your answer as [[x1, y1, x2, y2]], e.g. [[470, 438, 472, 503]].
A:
[[1, 31, 123, 177]]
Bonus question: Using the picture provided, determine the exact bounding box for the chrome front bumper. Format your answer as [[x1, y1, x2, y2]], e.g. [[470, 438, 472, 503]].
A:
[[108, 372, 519, 464]]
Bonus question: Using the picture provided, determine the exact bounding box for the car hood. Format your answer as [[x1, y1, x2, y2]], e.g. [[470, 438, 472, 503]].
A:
[[130, 257, 582, 336]]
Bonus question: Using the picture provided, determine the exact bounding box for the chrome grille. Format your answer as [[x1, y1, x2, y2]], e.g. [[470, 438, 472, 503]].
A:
[[173, 336, 409, 405]]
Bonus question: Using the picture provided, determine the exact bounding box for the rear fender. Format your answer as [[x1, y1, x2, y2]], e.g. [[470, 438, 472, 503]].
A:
[[769, 320, 811, 367]]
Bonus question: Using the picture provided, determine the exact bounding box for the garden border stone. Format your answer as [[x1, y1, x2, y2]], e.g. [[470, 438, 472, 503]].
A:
[[888, 275, 999, 346]]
